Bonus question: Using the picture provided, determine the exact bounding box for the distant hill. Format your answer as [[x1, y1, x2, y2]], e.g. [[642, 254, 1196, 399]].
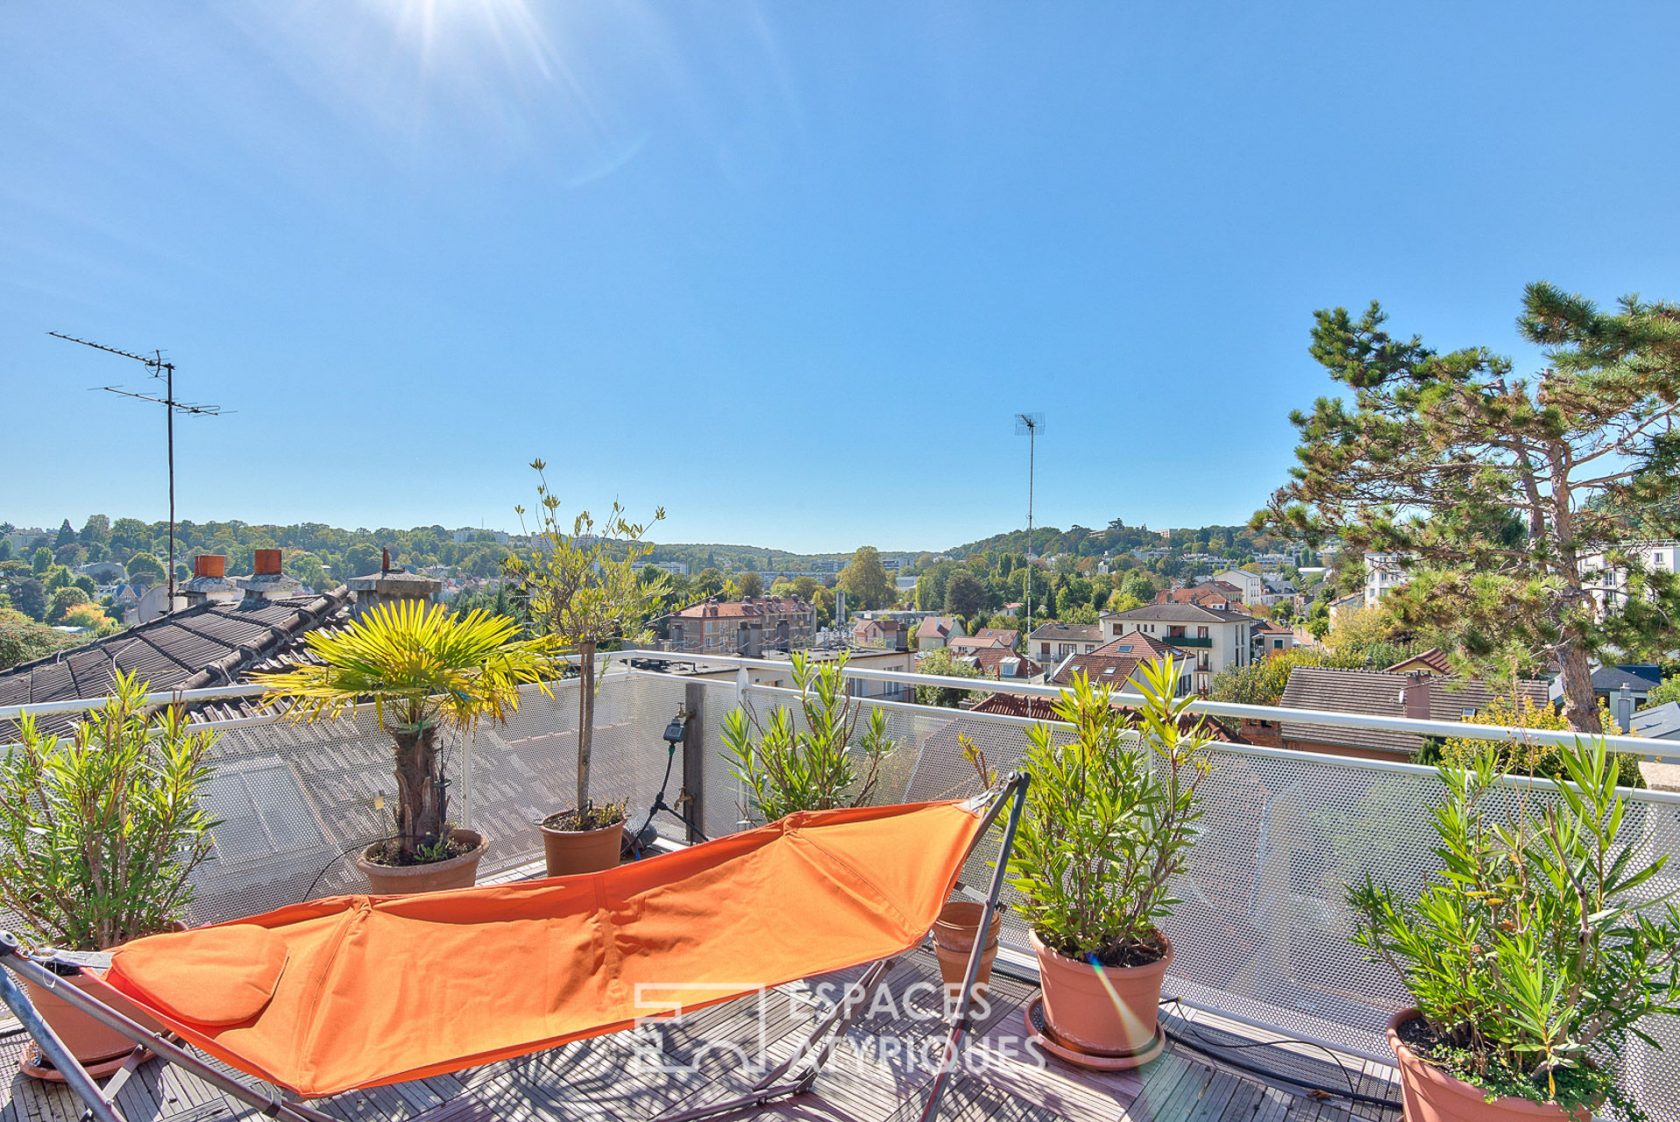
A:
[[944, 521, 1298, 562]]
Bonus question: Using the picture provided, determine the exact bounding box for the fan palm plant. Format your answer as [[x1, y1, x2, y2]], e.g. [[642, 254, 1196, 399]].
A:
[[254, 601, 562, 865]]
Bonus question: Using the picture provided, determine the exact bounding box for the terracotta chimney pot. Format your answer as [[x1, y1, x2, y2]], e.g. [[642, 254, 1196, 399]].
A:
[[254, 549, 282, 576]]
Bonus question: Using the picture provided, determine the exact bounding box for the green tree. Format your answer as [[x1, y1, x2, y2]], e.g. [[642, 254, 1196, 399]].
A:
[[505, 459, 668, 812], [1260, 283, 1680, 732], [735, 571, 764, 598], [29, 548, 51, 577], [54, 519, 76, 549], [1645, 673, 1680, 710], [126, 551, 166, 586], [1208, 646, 1364, 706], [79, 514, 110, 551], [45, 586, 90, 624], [9, 579, 47, 622], [837, 546, 893, 610], [0, 608, 68, 668], [915, 646, 987, 707], [943, 571, 987, 620]]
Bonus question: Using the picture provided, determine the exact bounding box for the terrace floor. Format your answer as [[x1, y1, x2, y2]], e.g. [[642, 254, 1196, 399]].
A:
[[0, 942, 1402, 1122]]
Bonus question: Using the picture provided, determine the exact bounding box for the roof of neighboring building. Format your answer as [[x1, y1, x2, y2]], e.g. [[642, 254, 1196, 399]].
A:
[[1106, 602, 1256, 625], [974, 627, 1020, 645], [0, 588, 354, 738], [1049, 632, 1176, 687], [852, 617, 904, 634], [1632, 702, 1680, 741], [1252, 619, 1293, 635], [961, 646, 1043, 680], [673, 596, 811, 620], [970, 690, 1245, 744], [1592, 664, 1664, 695], [1278, 667, 1552, 755], [1155, 585, 1238, 609], [1027, 621, 1105, 643], [1385, 647, 1453, 674], [915, 616, 961, 641], [949, 634, 1011, 652]]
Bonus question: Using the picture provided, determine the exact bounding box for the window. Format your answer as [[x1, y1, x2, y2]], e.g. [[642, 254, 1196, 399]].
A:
[[1197, 626, 1209, 639]]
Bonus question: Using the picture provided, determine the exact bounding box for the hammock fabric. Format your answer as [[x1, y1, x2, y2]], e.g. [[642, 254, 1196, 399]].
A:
[[99, 799, 989, 1098]]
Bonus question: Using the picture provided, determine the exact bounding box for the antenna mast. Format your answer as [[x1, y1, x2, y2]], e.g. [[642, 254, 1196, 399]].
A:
[[1014, 413, 1044, 643], [49, 332, 223, 609]]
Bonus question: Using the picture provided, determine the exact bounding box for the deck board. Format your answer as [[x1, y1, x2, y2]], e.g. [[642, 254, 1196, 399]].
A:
[[0, 946, 1398, 1122]]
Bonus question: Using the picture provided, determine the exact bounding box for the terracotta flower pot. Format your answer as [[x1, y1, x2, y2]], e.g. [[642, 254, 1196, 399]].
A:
[[21, 969, 165, 1081], [541, 817, 626, 878], [1031, 928, 1172, 1059], [1387, 1010, 1588, 1122], [931, 900, 1004, 1002], [356, 828, 488, 895]]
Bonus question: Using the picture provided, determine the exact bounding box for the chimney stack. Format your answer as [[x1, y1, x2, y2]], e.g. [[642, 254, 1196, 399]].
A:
[[348, 551, 442, 619], [1401, 671, 1431, 721], [183, 554, 240, 608], [241, 549, 306, 602]]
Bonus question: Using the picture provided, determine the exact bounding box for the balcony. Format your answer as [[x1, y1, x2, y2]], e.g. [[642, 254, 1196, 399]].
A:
[[1163, 634, 1213, 648], [1, 654, 1674, 1122]]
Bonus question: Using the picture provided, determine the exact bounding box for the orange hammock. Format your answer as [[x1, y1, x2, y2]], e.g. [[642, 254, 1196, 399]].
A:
[[96, 798, 994, 1098]]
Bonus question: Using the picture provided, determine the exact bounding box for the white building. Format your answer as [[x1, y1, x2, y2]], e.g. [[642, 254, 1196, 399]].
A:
[[1102, 602, 1257, 693], [1213, 569, 1264, 603], [1577, 540, 1679, 621], [1363, 552, 1410, 608]]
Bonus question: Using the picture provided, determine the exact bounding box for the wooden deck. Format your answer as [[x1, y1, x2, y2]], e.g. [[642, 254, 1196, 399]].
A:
[[0, 945, 1401, 1122]]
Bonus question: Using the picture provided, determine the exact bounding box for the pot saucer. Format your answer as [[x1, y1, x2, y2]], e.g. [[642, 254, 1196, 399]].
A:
[[1023, 993, 1165, 1071], [21, 1040, 155, 1083]]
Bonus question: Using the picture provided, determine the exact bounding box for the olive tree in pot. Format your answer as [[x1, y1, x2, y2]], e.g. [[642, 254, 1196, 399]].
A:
[[505, 459, 668, 877], [1008, 657, 1211, 1067], [1348, 737, 1680, 1122], [255, 601, 561, 894], [721, 651, 894, 823], [0, 672, 216, 1079]]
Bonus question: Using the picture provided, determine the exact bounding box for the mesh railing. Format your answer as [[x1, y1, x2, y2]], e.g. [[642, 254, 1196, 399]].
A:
[[4, 662, 1675, 1118]]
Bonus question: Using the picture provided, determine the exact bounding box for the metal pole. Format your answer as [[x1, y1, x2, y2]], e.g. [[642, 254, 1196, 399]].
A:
[[0, 964, 126, 1122], [165, 361, 176, 606], [1025, 422, 1033, 643], [0, 944, 335, 1122], [917, 772, 1030, 1122]]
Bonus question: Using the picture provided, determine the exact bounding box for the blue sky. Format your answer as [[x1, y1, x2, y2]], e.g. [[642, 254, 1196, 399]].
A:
[[4, 3, 1679, 553]]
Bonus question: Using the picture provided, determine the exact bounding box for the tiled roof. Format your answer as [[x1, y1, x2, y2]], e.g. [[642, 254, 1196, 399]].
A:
[[1278, 667, 1552, 755], [1049, 632, 1175, 688], [962, 646, 1043, 680], [1156, 586, 1237, 608], [1385, 647, 1452, 674], [1026, 621, 1104, 643], [0, 589, 353, 739], [673, 597, 811, 620], [974, 627, 1020, 646], [948, 634, 1010, 653], [970, 690, 1245, 743], [1108, 602, 1256, 625], [1592, 664, 1663, 694], [1632, 702, 1680, 741], [915, 616, 960, 641]]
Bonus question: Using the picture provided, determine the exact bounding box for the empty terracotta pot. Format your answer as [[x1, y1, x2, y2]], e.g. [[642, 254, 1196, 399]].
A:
[[1031, 928, 1172, 1059], [21, 970, 163, 1081], [931, 900, 1004, 1002], [540, 817, 625, 878], [356, 828, 487, 895]]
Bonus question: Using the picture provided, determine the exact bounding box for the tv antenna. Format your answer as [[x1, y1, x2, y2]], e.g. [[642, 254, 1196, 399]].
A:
[[1014, 413, 1044, 642], [49, 331, 224, 608]]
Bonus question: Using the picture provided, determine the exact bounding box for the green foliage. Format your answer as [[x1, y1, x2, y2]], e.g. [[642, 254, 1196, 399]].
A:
[[1260, 283, 1680, 732], [1008, 658, 1212, 964], [125, 550, 166, 585], [734, 570, 764, 599], [45, 585, 90, 623], [1645, 673, 1680, 711], [0, 672, 218, 950], [0, 607, 72, 669], [1418, 695, 1645, 789], [915, 646, 987, 707], [505, 458, 668, 810], [837, 546, 894, 610], [255, 601, 561, 863], [943, 571, 988, 619], [1348, 740, 1680, 1117], [1208, 646, 1363, 705], [721, 652, 894, 823], [29, 547, 51, 576]]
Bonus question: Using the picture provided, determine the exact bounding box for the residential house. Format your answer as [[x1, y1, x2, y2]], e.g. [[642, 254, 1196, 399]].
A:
[[972, 627, 1020, 649], [957, 646, 1044, 682], [1049, 632, 1191, 696], [1592, 664, 1664, 710], [851, 616, 909, 652], [1027, 621, 1105, 665], [1212, 570, 1263, 603], [1252, 619, 1295, 659], [1101, 602, 1257, 692], [1385, 648, 1453, 676], [1155, 582, 1243, 612], [1276, 667, 1551, 760], [914, 615, 964, 650], [667, 596, 816, 656]]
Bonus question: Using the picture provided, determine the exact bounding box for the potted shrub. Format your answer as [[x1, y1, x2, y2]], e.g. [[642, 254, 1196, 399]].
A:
[[1008, 656, 1211, 1064], [255, 601, 560, 894], [504, 459, 668, 876], [1348, 737, 1680, 1122], [720, 650, 894, 824], [0, 672, 217, 1079]]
